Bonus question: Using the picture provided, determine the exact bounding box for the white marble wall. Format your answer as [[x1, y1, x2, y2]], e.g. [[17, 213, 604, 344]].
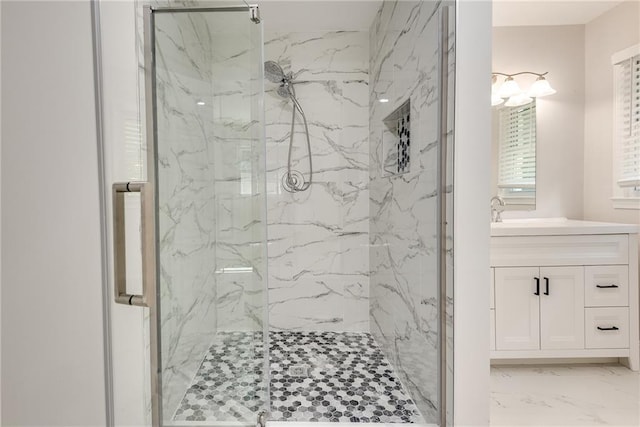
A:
[[369, 1, 449, 422], [210, 26, 267, 334], [264, 31, 370, 332]]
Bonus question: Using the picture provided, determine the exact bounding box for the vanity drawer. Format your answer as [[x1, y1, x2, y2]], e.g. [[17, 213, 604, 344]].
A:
[[585, 266, 629, 307], [585, 307, 629, 349], [490, 234, 629, 267]]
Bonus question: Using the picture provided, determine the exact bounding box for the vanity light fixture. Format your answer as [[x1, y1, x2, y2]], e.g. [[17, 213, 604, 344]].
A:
[[492, 71, 556, 107]]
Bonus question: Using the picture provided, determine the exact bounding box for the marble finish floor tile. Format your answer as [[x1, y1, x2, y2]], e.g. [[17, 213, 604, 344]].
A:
[[173, 331, 424, 424], [491, 364, 640, 426], [172, 331, 264, 423], [270, 331, 424, 423]]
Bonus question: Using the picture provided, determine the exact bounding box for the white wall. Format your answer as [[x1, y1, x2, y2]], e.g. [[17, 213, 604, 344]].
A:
[[492, 25, 585, 219], [583, 0, 640, 225], [1, 1, 106, 425], [454, 0, 491, 425]]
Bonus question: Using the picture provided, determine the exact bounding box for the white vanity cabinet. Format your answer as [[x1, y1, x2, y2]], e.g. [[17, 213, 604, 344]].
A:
[[494, 266, 585, 351], [490, 220, 639, 371]]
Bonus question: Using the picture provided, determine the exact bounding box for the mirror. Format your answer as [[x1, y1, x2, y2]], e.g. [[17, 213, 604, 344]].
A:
[[491, 99, 537, 210]]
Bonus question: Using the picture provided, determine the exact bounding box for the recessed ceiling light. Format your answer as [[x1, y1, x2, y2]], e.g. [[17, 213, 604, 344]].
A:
[[379, 98, 389, 103], [196, 101, 206, 106]]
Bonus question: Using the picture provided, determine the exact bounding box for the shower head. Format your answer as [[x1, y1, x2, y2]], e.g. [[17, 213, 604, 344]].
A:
[[265, 60, 294, 99], [264, 60, 285, 83]]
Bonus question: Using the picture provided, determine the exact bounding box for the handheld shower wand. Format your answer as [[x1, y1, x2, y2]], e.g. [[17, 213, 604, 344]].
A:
[[264, 60, 313, 193]]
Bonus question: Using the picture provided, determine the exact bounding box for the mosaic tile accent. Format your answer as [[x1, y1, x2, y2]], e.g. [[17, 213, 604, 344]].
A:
[[173, 331, 424, 423], [397, 112, 410, 173]]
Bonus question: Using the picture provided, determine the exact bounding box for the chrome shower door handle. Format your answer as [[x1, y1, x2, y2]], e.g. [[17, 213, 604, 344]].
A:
[[112, 182, 155, 307]]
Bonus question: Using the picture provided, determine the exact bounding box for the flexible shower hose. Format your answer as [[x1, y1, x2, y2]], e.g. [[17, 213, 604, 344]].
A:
[[283, 82, 313, 192]]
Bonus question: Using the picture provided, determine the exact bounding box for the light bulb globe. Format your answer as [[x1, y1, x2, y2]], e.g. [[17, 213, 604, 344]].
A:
[[498, 76, 522, 98], [528, 76, 556, 97], [491, 92, 504, 106], [505, 93, 533, 107]]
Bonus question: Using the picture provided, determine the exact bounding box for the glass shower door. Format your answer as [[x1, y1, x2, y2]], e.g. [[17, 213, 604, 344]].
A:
[[96, 3, 267, 426], [150, 6, 268, 426]]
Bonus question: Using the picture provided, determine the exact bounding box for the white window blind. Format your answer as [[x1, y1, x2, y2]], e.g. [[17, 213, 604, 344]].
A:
[[614, 51, 640, 188], [498, 101, 536, 198]]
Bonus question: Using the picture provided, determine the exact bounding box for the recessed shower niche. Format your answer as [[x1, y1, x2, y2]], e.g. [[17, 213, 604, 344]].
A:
[[383, 100, 411, 176], [96, 1, 456, 426]]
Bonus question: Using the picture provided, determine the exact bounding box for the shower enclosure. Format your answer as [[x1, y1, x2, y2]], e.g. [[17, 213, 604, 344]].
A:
[[94, 1, 455, 426]]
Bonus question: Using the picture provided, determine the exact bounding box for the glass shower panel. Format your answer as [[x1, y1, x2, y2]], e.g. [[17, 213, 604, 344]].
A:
[[369, 1, 455, 425], [151, 8, 266, 425]]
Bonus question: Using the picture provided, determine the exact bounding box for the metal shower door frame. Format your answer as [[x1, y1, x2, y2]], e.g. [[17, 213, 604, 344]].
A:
[[437, 5, 452, 427]]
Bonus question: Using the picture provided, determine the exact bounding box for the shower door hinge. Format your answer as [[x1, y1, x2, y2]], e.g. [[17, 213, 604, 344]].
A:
[[249, 5, 261, 23], [257, 410, 267, 427]]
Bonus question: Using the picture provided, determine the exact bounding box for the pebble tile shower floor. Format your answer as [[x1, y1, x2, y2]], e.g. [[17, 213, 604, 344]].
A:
[[173, 331, 424, 423]]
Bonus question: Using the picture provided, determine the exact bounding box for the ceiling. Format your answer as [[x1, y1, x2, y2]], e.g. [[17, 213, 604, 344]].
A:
[[258, 0, 383, 32], [493, 0, 624, 27], [217, 0, 624, 32]]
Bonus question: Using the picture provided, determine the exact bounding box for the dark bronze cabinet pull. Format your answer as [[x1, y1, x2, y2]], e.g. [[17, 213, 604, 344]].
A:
[[544, 277, 549, 295], [534, 277, 540, 296], [596, 284, 619, 289], [597, 326, 619, 331]]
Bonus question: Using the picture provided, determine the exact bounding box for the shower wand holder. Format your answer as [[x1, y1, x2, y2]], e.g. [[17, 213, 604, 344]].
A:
[[282, 170, 309, 193]]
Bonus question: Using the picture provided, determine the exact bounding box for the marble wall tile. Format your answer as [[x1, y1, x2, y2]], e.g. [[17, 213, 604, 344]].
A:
[[264, 31, 370, 332], [215, 193, 266, 331], [369, 1, 452, 423]]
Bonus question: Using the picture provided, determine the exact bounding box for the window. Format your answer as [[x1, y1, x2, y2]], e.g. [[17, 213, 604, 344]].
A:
[[497, 100, 536, 204], [612, 45, 640, 207]]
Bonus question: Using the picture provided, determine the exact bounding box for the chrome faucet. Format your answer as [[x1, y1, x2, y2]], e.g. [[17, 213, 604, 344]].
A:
[[490, 196, 505, 223]]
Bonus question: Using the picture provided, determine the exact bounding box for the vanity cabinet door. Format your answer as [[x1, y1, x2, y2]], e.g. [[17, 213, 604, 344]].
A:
[[539, 266, 585, 350], [495, 267, 540, 350]]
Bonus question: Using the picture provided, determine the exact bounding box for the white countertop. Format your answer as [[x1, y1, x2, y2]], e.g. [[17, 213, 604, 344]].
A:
[[491, 217, 640, 237]]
